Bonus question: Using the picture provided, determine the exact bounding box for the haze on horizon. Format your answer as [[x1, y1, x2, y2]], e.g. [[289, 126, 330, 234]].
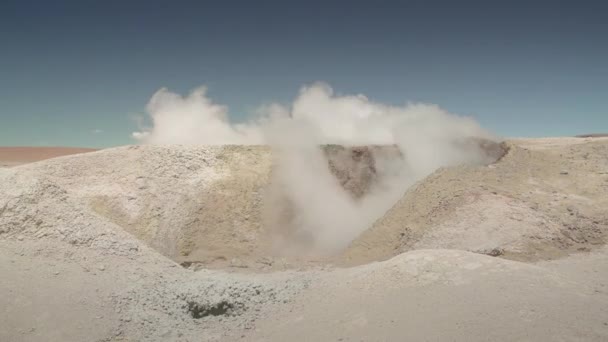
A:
[[1, 0, 606, 148]]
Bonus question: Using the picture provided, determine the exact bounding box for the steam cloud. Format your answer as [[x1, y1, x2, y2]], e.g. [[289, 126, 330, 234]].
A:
[[133, 83, 498, 255]]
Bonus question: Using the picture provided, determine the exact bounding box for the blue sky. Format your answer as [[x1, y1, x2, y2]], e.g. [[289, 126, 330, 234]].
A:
[[1, 0, 607, 147]]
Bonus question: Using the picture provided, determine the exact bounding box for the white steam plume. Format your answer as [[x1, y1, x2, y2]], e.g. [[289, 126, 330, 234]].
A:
[[133, 82, 498, 255], [132, 86, 263, 145]]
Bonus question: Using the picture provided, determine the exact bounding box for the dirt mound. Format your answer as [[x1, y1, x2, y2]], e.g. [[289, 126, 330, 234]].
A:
[[5, 138, 511, 271], [0, 161, 310, 341], [12, 145, 271, 267], [10, 138, 585, 271], [341, 138, 608, 265], [9, 144, 409, 270]]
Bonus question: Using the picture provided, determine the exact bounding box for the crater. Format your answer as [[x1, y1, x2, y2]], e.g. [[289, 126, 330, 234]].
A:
[[86, 140, 507, 270]]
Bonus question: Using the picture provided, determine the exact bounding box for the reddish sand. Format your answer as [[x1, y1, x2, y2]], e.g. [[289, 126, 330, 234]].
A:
[[0, 147, 97, 167]]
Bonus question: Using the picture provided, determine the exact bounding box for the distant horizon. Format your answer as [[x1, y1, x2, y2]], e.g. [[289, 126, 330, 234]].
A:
[[3, 133, 608, 149]]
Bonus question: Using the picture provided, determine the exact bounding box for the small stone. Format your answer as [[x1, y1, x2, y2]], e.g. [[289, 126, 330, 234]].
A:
[[98, 264, 106, 271], [560, 170, 569, 175], [54, 271, 60, 276], [230, 258, 247, 268], [17, 235, 24, 241]]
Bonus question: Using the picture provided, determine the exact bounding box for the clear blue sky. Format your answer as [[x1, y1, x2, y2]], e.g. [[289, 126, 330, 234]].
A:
[[1, 0, 607, 147]]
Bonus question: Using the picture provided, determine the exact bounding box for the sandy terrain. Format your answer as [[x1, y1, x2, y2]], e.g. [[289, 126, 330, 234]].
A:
[[1, 137, 607, 341], [343, 137, 608, 265], [0, 147, 96, 167]]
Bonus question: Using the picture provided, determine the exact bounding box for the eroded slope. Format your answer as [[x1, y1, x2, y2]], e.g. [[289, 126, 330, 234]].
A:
[[342, 138, 608, 265]]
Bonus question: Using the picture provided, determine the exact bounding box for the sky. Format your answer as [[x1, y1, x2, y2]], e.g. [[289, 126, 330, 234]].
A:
[[1, 0, 607, 147]]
